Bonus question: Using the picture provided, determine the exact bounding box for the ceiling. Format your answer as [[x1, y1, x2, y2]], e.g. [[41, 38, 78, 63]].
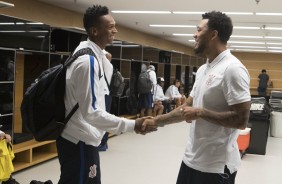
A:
[[27, 0, 282, 53]]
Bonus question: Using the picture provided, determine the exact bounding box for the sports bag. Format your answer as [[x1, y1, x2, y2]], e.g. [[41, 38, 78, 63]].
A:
[[137, 70, 152, 94], [249, 97, 271, 120], [105, 68, 125, 97], [21, 48, 98, 141], [0, 140, 14, 182]]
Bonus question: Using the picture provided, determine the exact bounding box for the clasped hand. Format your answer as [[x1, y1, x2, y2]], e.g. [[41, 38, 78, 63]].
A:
[[179, 106, 198, 122], [134, 116, 158, 135]]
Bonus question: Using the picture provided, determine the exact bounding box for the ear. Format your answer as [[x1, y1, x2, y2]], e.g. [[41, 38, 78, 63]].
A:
[[90, 27, 98, 36], [210, 30, 218, 41]]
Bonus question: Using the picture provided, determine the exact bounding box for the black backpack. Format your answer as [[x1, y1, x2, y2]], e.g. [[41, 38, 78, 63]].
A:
[[137, 70, 152, 94], [21, 48, 97, 141], [105, 68, 125, 97]]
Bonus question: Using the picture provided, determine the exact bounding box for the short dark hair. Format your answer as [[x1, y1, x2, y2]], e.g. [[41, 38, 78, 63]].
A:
[[83, 5, 109, 33], [262, 69, 266, 73], [202, 11, 233, 43], [174, 79, 180, 85]]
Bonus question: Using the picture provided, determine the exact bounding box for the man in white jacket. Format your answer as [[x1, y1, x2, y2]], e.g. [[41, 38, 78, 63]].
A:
[[153, 77, 169, 116], [56, 5, 156, 184]]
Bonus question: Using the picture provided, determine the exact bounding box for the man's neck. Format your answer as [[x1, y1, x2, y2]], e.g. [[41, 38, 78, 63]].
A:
[[207, 47, 227, 63]]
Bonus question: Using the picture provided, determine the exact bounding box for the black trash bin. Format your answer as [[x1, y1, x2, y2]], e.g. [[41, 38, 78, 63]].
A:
[[247, 119, 270, 155], [247, 97, 271, 155]]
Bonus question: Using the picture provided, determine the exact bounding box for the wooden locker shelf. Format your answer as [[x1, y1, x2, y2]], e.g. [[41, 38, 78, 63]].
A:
[[13, 139, 57, 172]]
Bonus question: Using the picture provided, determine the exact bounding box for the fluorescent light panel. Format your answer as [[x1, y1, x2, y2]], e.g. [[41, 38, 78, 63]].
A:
[[173, 33, 194, 36], [269, 50, 282, 53], [0, 1, 14, 8], [0, 22, 14, 25], [234, 49, 267, 52], [265, 36, 282, 39], [173, 11, 204, 14], [266, 42, 282, 45], [231, 35, 263, 39], [112, 10, 170, 14], [223, 12, 253, 15], [0, 22, 44, 25], [28, 30, 49, 33], [230, 45, 266, 49], [0, 30, 49, 33], [234, 26, 260, 30], [173, 11, 253, 15], [267, 46, 282, 50], [228, 41, 265, 44], [151, 24, 282, 31], [26, 22, 44, 25], [150, 24, 196, 28], [0, 30, 26, 33], [256, 13, 282, 16]]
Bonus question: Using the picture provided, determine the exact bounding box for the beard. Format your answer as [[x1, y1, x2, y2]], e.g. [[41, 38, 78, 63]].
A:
[[194, 41, 206, 56]]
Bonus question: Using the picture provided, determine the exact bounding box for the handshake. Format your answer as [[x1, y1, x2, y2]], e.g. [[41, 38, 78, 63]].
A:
[[134, 116, 158, 135]]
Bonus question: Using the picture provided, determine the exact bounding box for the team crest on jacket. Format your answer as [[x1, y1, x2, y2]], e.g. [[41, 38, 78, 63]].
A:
[[206, 74, 216, 87]]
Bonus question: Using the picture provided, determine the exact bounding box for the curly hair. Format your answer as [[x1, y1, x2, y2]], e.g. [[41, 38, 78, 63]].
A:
[[202, 11, 233, 43], [83, 5, 109, 33]]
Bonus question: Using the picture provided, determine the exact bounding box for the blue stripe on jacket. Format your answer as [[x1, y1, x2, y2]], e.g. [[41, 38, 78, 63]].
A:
[[89, 55, 97, 110]]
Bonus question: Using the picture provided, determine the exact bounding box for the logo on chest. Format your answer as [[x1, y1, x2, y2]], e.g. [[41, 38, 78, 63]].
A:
[[206, 74, 216, 87]]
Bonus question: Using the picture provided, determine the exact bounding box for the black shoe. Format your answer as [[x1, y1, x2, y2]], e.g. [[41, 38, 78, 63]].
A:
[[30, 180, 53, 184], [44, 180, 53, 184], [2, 176, 20, 184]]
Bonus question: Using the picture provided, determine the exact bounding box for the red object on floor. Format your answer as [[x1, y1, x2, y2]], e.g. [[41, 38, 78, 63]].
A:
[[237, 128, 251, 153]]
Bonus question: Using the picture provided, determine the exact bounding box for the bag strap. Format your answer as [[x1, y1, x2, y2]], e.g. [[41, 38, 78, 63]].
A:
[[64, 48, 96, 66], [104, 71, 110, 89], [63, 48, 100, 124]]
